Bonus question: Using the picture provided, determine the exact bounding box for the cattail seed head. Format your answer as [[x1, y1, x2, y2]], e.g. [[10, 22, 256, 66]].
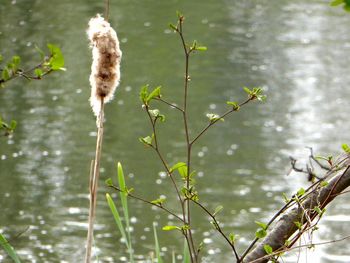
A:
[[87, 14, 122, 117]]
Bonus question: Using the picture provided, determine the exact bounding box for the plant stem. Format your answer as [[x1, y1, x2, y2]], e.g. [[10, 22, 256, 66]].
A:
[[85, 99, 105, 263], [178, 18, 197, 263], [104, 0, 110, 21], [190, 97, 252, 146], [191, 200, 240, 261], [109, 185, 184, 222]]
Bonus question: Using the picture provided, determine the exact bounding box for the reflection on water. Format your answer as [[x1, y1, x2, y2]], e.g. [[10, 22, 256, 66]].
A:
[[1, 0, 350, 262]]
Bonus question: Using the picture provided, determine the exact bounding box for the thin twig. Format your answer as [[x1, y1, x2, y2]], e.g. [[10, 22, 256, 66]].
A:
[[190, 97, 252, 146], [108, 185, 184, 222], [178, 17, 197, 263], [155, 97, 184, 112], [248, 234, 350, 263], [145, 107, 184, 210], [0, 62, 52, 85], [191, 200, 240, 261]]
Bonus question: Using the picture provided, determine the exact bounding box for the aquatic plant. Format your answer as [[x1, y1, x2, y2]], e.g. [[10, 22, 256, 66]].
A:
[[85, 13, 122, 263]]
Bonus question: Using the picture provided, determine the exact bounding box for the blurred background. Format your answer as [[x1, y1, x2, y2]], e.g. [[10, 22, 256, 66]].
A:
[[1, 0, 350, 262]]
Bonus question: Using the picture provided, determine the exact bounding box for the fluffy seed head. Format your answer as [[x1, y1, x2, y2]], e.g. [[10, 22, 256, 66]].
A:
[[87, 14, 122, 116]]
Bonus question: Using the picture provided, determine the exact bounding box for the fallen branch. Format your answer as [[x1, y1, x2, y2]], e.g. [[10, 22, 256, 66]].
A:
[[243, 164, 350, 263]]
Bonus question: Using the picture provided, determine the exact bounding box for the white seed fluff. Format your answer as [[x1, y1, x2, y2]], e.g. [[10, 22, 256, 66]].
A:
[[87, 14, 122, 117]]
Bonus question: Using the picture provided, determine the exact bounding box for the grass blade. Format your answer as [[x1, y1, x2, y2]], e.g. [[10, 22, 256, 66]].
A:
[[183, 239, 191, 263], [0, 233, 21, 263], [153, 222, 163, 263], [105, 193, 129, 250], [117, 163, 130, 226], [117, 162, 134, 262], [183, 239, 190, 263]]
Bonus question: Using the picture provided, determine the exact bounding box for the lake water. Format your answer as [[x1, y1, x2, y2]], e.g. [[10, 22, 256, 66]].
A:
[[1, 0, 350, 262]]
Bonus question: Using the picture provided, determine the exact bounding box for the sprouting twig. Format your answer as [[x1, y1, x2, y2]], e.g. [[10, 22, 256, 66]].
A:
[[190, 97, 253, 146], [191, 199, 240, 261], [108, 185, 184, 222]]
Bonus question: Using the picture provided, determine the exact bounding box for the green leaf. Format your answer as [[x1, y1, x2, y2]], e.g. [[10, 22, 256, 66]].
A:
[[191, 40, 197, 49], [196, 46, 207, 51], [282, 193, 290, 203], [9, 120, 17, 130], [213, 205, 224, 216], [117, 162, 130, 224], [206, 113, 224, 122], [176, 10, 183, 19], [105, 178, 113, 186], [243, 87, 252, 95], [255, 221, 268, 230], [320, 181, 329, 187], [139, 85, 149, 104], [229, 232, 237, 244], [0, 54, 3, 63], [6, 63, 14, 70], [153, 223, 163, 263], [162, 225, 181, 231], [314, 206, 326, 217], [314, 206, 322, 215], [169, 23, 177, 31], [256, 94, 267, 102], [117, 163, 133, 258], [149, 109, 166, 122], [35, 45, 45, 60], [106, 193, 130, 250], [177, 163, 188, 179], [342, 143, 350, 153], [139, 135, 153, 146], [330, 0, 344, 6], [117, 162, 126, 191], [294, 221, 303, 229], [284, 239, 291, 246], [169, 162, 187, 173], [149, 109, 160, 117], [297, 187, 305, 197], [0, 233, 21, 263], [12, 56, 20, 68], [183, 238, 191, 263], [226, 101, 240, 110], [146, 86, 162, 102], [34, 68, 43, 78], [151, 198, 166, 205], [47, 43, 65, 70], [2, 68, 10, 81], [255, 228, 267, 238], [263, 244, 273, 255]]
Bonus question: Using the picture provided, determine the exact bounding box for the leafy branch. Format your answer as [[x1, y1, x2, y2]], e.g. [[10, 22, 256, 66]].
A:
[[0, 44, 65, 137], [138, 13, 266, 263], [0, 44, 65, 87], [0, 115, 17, 136]]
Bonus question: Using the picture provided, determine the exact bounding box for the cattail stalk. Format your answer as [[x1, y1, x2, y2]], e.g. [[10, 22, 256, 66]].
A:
[[85, 14, 121, 263], [85, 100, 104, 263]]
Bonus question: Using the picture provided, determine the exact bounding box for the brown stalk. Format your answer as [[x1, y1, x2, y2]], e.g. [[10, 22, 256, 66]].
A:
[[85, 99, 105, 263]]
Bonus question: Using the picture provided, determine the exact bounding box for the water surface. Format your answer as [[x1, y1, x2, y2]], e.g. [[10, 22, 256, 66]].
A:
[[1, 0, 350, 262]]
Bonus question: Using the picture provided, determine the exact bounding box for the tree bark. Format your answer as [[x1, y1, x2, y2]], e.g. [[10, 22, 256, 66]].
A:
[[244, 165, 350, 263]]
